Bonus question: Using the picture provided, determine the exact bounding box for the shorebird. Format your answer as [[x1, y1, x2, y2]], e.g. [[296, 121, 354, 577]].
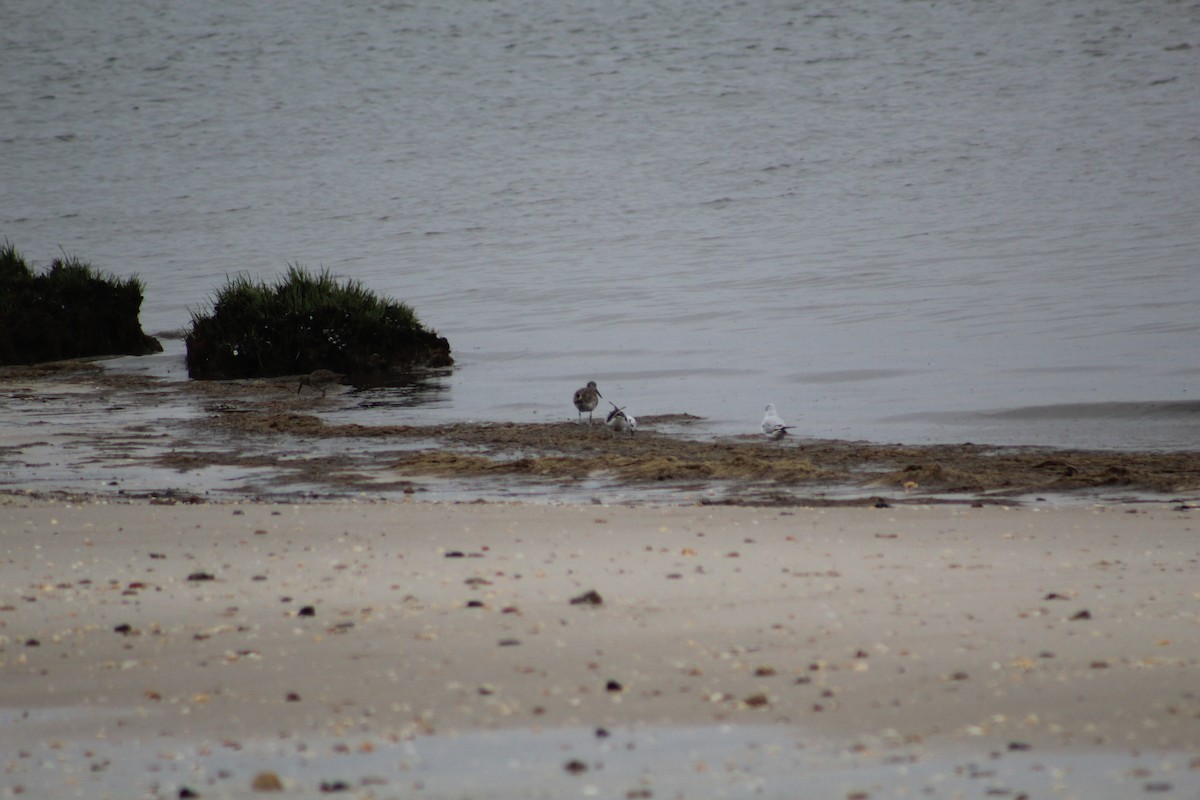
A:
[[761, 403, 793, 440], [573, 381, 601, 423], [297, 368, 345, 397], [606, 402, 637, 437]]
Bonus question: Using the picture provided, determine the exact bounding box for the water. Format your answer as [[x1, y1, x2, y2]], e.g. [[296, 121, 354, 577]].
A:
[[3, 0, 1198, 449], [7, 723, 1199, 799]]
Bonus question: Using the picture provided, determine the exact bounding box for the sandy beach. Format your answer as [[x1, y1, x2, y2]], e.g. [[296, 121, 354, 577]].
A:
[[2, 494, 1197, 798]]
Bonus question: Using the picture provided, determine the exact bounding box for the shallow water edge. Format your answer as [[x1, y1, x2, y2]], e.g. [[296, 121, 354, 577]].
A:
[[2, 358, 1197, 507], [7, 723, 1198, 800]]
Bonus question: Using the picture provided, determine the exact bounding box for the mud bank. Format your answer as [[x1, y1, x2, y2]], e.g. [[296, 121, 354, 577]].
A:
[[199, 410, 1200, 502], [2, 360, 1198, 505]]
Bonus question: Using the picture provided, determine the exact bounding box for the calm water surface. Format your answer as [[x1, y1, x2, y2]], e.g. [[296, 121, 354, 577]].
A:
[[3, 0, 1198, 449]]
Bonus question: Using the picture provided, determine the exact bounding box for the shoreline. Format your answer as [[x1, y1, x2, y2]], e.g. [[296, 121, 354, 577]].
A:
[[2, 495, 1198, 797], [4, 361, 1200, 795], [2, 360, 1198, 506]]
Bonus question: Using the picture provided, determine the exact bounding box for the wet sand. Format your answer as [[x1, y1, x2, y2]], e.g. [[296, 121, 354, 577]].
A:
[[2, 495, 1198, 798]]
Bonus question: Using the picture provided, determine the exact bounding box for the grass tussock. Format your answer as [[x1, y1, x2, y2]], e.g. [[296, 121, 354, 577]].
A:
[[0, 240, 161, 366], [185, 265, 452, 380]]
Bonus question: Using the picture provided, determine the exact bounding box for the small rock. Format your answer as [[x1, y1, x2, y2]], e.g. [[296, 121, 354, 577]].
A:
[[742, 692, 770, 708], [570, 590, 603, 606], [250, 770, 284, 791]]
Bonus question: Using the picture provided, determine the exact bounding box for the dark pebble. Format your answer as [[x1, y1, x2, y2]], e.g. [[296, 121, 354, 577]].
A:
[[320, 780, 350, 792]]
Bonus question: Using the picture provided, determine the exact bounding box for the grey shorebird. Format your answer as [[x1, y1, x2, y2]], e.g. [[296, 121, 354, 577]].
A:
[[297, 369, 345, 397], [573, 381, 601, 423], [761, 403, 793, 440]]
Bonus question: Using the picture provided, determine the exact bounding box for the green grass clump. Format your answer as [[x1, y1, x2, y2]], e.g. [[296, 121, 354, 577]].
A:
[[185, 266, 452, 380], [0, 240, 161, 365]]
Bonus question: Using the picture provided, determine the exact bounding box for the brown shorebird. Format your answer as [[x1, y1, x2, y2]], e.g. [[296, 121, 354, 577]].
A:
[[573, 381, 601, 423], [297, 369, 345, 397]]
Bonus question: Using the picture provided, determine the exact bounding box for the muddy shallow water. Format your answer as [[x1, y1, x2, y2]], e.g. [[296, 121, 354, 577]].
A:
[[2, 360, 1199, 506]]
